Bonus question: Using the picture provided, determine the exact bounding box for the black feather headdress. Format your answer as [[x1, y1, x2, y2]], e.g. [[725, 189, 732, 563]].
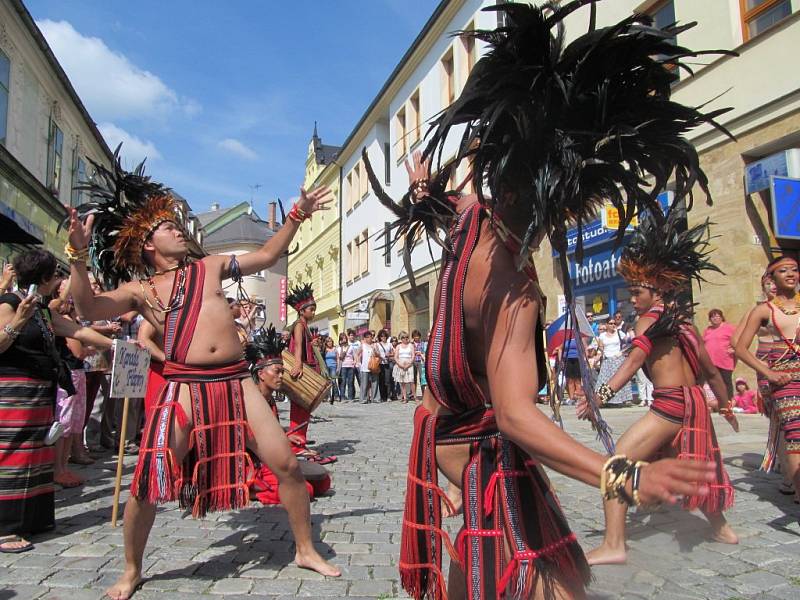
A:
[[246, 325, 286, 377], [617, 205, 721, 296], [424, 0, 735, 261], [67, 143, 179, 289], [285, 283, 316, 312]]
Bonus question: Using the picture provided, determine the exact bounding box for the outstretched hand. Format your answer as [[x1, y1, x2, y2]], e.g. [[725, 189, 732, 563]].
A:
[[66, 206, 94, 249], [404, 150, 430, 202], [295, 186, 333, 215], [637, 458, 716, 506]]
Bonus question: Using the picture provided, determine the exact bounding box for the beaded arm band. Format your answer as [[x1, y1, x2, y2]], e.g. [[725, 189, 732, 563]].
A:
[[596, 383, 616, 405], [409, 178, 429, 203]]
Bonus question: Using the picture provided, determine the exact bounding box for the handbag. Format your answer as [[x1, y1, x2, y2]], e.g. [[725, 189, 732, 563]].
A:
[[367, 346, 381, 373]]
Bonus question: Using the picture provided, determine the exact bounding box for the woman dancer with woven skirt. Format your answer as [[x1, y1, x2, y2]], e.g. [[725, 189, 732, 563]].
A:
[[362, 3, 735, 596], [736, 256, 800, 503], [584, 209, 739, 567]]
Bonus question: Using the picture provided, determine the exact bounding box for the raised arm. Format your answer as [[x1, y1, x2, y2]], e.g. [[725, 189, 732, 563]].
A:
[[66, 208, 139, 321], [219, 187, 333, 279]]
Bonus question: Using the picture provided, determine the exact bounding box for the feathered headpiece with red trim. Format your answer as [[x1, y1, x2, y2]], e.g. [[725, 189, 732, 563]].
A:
[[286, 283, 316, 312], [617, 205, 721, 295], [68, 144, 180, 289]]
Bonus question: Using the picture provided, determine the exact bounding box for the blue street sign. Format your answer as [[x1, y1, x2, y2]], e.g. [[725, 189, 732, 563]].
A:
[[770, 176, 800, 240]]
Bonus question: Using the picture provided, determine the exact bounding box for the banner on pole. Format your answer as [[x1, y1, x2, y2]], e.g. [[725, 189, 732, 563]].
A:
[[109, 339, 150, 398]]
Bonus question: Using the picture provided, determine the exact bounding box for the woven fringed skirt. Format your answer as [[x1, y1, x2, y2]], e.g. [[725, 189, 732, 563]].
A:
[[0, 376, 56, 535]]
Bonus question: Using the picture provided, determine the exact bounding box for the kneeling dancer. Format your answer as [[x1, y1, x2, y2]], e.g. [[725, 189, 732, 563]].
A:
[[246, 326, 331, 504], [66, 150, 340, 600], [362, 3, 733, 595], [585, 209, 739, 566]]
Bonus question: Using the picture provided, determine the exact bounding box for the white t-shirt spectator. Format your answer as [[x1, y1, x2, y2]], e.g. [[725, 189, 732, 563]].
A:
[[599, 331, 623, 358], [359, 343, 375, 372]]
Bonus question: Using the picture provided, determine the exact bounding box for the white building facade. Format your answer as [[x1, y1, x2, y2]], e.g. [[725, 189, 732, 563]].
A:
[[338, 0, 496, 336]]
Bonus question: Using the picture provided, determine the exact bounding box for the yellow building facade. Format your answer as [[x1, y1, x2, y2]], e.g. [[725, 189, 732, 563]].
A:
[[287, 126, 344, 338]]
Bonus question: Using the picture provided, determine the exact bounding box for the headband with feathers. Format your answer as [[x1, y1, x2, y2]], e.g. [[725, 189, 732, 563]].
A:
[[245, 325, 286, 376], [68, 144, 180, 289], [285, 283, 316, 312]]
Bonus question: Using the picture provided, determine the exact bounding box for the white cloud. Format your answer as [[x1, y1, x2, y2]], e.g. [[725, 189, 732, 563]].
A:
[[36, 19, 198, 122], [98, 123, 161, 166], [218, 138, 259, 161]]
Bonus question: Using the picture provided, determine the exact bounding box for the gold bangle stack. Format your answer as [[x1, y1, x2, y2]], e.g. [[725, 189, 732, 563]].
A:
[[600, 454, 647, 507], [65, 242, 89, 263]]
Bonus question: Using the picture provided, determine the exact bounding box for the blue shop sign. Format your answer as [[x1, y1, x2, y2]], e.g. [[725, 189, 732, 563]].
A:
[[745, 150, 800, 195], [0, 200, 44, 241], [770, 176, 800, 240], [555, 191, 673, 257], [571, 243, 625, 290]]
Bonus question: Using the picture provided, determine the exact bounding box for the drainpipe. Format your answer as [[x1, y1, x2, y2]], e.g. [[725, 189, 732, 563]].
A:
[[337, 161, 345, 320]]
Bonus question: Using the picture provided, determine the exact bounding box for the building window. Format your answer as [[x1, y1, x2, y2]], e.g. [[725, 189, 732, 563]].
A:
[[407, 90, 421, 147], [395, 106, 407, 159], [441, 47, 455, 108], [384, 222, 392, 267], [0, 49, 9, 146], [346, 241, 353, 283], [71, 153, 87, 207], [650, 0, 676, 30], [459, 22, 477, 91], [46, 119, 64, 196], [741, 0, 793, 40], [346, 172, 354, 211], [358, 159, 368, 199], [359, 229, 369, 275]]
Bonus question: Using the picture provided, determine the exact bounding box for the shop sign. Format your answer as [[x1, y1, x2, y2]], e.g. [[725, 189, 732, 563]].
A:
[[571, 246, 623, 290], [745, 149, 800, 195], [346, 311, 370, 321], [279, 277, 287, 321], [770, 176, 800, 240], [0, 200, 44, 241], [557, 192, 672, 256]]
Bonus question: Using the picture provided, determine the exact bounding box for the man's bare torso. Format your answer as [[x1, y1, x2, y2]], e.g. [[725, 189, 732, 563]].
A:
[[126, 256, 243, 365]]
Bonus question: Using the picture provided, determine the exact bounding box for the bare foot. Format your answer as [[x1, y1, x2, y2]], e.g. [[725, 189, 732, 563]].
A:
[[585, 543, 627, 566], [710, 523, 739, 545], [296, 551, 342, 577], [106, 569, 143, 600]]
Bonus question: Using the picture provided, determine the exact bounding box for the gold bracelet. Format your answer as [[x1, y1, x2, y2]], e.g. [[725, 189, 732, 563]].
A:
[[64, 242, 89, 263]]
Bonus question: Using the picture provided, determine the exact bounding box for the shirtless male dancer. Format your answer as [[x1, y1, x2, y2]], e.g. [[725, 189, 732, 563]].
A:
[[585, 210, 739, 567], [736, 256, 800, 503], [65, 155, 340, 600], [363, 3, 734, 596]]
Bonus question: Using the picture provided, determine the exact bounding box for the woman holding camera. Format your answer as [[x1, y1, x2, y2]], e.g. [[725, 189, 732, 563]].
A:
[[0, 249, 111, 553]]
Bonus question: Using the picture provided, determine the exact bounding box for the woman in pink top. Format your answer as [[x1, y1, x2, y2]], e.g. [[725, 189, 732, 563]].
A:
[[731, 378, 759, 414], [703, 308, 737, 399]]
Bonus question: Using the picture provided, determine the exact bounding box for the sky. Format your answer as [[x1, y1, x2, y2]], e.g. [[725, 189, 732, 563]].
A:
[[25, 0, 439, 214]]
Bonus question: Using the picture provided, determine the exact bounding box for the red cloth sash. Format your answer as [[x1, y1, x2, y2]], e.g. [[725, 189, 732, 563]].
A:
[[651, 385, 734, 513]]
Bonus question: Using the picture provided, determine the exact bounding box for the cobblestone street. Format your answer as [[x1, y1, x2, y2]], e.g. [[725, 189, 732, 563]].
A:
[[1, 401, 798, 600]]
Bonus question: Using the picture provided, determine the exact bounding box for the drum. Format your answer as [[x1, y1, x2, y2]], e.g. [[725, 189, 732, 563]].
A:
[[281, 351, 331, 414]]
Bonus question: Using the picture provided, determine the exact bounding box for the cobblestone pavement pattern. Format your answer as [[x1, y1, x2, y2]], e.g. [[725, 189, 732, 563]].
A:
[[1, 401, 798, 599]]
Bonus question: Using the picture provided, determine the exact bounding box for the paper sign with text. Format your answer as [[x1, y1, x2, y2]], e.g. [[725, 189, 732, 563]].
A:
[[110, 339, 150, 398]]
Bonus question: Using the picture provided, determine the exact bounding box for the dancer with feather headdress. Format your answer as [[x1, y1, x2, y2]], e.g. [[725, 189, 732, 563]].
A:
[[362, 1, 736, 597], [64, 147, 340, 599], [583, 207, 739, 567]]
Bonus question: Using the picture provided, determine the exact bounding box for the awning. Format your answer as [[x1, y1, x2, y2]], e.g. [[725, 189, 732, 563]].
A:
[[0, 212, 43, 245]]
